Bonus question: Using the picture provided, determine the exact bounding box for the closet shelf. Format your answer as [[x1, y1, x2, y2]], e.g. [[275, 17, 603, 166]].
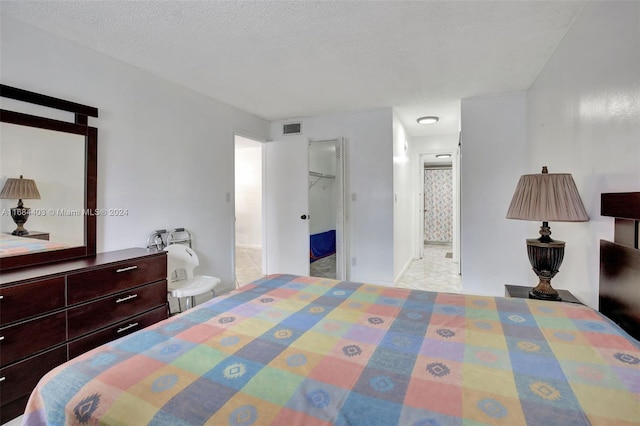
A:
[[309, 171, 335, 179], [309, 171, 335, 189]]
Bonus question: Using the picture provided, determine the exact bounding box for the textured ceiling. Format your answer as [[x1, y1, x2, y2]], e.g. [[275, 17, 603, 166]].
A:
[[0, 1, 585, 137]]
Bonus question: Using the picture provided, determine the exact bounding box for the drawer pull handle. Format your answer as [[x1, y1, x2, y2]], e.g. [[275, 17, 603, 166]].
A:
[[0, 295, 4, 300], [116, 294, 138, 304], [0, 336, 4, 342], [0, 377, 5, 383], [117, 323, 139, 334], [116, 265, 138, 273]]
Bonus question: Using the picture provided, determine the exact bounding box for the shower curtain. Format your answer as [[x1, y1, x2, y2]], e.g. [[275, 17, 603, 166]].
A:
[[424, 167, 453, 243]]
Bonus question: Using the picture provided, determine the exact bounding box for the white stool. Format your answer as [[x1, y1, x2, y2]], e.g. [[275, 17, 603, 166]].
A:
[[165, 244, 220, 314]]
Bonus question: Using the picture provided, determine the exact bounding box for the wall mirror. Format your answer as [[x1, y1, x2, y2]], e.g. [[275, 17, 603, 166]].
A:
[[0, 85, 98, 270]]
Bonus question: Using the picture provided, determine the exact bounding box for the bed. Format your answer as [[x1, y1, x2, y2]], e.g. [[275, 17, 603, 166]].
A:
[[0, 233, 67, 258], [22, 273, 639, 425], [21, 192, 640, 425]]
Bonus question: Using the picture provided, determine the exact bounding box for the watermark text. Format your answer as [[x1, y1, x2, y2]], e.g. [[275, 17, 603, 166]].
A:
[[1, 208, 129, 217]]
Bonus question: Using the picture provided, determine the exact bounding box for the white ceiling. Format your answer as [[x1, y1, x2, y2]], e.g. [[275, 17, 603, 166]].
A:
[[0, 1, 585, 137]]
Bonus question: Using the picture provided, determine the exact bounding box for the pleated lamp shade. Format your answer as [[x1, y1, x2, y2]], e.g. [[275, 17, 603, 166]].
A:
[[506, 167, 589, 222], [0, 175, 41, 200]]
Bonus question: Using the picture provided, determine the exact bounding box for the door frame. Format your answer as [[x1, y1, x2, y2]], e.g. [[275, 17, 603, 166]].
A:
[[309, 138, 348, 281], [233, 133, 267, 287], [417, 148, 461, 273], [234, 134, 349, 282]]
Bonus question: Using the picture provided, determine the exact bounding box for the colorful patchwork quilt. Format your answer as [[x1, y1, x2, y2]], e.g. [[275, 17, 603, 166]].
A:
[[23, 274, 640, 425], [0, 233, 66, 257]]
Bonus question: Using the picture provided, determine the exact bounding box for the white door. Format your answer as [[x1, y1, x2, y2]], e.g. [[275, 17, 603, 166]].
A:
[[265, 136, 310, 276]]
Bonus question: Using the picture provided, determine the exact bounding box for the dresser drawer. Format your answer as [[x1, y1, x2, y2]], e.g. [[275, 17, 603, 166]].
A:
[[67, 280, 167, 339], [0, 312, 67, 367], [0, 277, 65, 325], [68, 305, 168, 359], [0, 345, 67, 423], [67, 254, 167, 305]]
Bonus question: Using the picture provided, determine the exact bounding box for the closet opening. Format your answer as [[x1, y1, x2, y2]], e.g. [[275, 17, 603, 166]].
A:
[[234, 135, 265, 287], [308, 139, 346, 280]]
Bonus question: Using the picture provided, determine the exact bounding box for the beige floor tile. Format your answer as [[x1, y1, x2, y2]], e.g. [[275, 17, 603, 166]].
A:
[[235, 247, 264, 287], [235, 247, 337, 287], [396, 243, 462, 293]]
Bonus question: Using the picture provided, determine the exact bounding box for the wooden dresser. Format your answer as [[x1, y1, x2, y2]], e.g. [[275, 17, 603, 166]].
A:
[[0, 248, 168, 423]]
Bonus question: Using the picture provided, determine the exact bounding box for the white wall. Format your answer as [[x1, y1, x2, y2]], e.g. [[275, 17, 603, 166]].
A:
[[1, 15, 270, 293], [271, 108, 395, 286], [525, 1, 640, 307], [412, 134, 460, 154], [461, 93, 531, 297], [392, 113, 413, 281], [234, 138, 262, 248], [453, 2, 640, 306]]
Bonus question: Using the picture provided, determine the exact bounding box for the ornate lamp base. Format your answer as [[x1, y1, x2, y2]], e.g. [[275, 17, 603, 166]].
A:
[[529, 285, 562, 301], [10, 201, 31, 236], [526, 222, 565, 302]]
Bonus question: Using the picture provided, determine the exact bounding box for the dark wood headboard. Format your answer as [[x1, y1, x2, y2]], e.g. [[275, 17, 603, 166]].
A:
[[599, 192, 640, 340]]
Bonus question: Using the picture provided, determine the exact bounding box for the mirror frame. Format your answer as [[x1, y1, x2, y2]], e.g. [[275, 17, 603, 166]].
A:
[[0, 84, 98, 270]]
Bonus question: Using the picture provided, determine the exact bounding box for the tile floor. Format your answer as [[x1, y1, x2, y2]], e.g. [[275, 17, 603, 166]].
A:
[[235, 244, 462, 294], [309, 254, 336, 279], [234, 247, 337, 287], [235, 246, 264, 287], [3, 415, 21, 426], [395, 243, 462, 293]]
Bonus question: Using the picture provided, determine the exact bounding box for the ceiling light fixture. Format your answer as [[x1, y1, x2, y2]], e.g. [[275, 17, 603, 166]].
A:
[[417, 116, 439, 125], [435, 154, 451, 159]]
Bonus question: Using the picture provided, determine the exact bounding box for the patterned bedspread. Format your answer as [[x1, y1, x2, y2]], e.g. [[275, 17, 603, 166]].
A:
[[0, 233, 66, 257], [23, 274, 640, 425]]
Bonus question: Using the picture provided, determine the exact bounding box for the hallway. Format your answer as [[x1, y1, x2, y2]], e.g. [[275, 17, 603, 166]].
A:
[[395, 243, 462, 293]]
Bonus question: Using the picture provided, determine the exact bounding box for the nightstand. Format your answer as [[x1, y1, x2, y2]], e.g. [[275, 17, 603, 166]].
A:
[[504, 284, 583, 305], [8, 231, 50, 240]]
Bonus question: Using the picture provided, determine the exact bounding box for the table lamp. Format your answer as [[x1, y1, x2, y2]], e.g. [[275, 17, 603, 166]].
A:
[[0, 175, 41, 236], [506, 166, 589, 300]]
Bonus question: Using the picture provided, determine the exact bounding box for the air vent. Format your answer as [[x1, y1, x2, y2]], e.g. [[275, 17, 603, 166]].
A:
[[283, 122, 302, 135]]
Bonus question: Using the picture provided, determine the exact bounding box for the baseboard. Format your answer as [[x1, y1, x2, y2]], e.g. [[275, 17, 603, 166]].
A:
[[394, 257, 415, 286], [236, 244, 262, 250]]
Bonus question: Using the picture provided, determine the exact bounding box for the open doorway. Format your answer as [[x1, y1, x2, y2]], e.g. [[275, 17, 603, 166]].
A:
[[418, 150, 461, 266], [263, 136, 347, 280], [423, 163, 454, 259], [397, 148, 461, 292], [234, 135, 264, 287], [308, 139, 344, 280]]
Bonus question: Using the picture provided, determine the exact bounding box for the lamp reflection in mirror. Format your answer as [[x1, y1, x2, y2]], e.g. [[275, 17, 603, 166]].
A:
[[506, 166, 589, 301], [0, 175, 41, 236]]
